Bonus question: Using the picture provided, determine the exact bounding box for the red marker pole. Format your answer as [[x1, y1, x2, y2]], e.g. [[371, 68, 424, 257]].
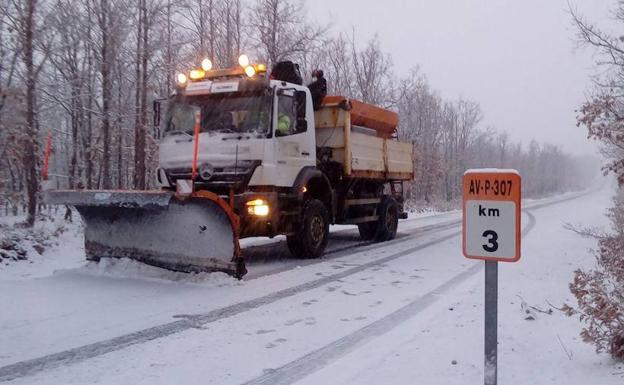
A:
[[42, 130, 53, 181], [191, 112, 201, 189]]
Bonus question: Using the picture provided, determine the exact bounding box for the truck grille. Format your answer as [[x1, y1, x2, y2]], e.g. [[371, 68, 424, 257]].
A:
[[165, 161, 260, 189]]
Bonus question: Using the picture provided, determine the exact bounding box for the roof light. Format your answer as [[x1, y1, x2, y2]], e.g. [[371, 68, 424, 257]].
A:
[[238, 54, 250, 67], [244, 65, 256, 77], [176, 72, 187, 86], [189, 69, 206, 80], [256, 63, 267, 72], [201, 58, 213, 71]]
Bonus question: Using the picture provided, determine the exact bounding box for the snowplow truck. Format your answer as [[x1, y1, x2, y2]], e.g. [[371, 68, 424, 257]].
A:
[[45, 58, 414, 278]]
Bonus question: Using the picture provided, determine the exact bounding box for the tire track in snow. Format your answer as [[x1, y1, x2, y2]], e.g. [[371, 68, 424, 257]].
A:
[[0, 230, 462, 383], [244, 217, 463, 280], [0, 191, 581, 382], [242, 210, 537, 385]]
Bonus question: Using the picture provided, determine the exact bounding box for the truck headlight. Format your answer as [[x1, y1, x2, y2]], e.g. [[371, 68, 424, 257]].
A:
[[246, 199, 269, 217]]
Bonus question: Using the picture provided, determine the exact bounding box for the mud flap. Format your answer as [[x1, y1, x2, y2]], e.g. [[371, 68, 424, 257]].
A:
[[45, 190, 245, 278]]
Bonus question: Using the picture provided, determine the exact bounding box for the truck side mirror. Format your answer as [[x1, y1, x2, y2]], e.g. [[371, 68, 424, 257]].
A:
[[295, 90, 307, 133], [295, 90, 306, 119]]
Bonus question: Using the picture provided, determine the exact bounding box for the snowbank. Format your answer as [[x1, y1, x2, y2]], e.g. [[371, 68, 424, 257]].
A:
[[0, 215, 68, 265], [0, 212, 85, 280], [66, 257, 239, 287]]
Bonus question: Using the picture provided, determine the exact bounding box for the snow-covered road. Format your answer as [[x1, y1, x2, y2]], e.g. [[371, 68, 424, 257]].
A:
[[1, 187, 621, 384]]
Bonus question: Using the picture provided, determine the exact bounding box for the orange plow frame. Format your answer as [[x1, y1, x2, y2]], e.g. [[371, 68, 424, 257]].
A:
[[189, 190, 242, 266]]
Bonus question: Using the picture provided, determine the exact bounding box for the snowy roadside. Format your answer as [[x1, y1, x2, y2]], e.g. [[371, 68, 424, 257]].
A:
[[0, 214, 84, 280]]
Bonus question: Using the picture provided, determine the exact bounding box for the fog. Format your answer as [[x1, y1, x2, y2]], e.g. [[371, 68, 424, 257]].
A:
[[309, 0, 615, 155]]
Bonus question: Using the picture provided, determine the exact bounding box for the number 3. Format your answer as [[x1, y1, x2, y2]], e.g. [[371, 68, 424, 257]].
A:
[[482, 230, 498, 252]]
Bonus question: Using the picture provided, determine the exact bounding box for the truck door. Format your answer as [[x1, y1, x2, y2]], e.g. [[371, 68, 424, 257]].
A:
[[274, 88, 315, 187]]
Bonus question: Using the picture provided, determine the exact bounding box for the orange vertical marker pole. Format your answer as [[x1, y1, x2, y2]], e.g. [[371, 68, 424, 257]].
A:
[[42, 130, 53, 181]]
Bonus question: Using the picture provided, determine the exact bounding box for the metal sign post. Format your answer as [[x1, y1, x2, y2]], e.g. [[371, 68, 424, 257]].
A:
[[462, 169, 521, 385], [484, 260, 498, 385]]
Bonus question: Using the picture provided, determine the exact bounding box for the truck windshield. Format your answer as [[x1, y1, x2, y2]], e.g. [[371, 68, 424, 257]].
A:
[[164, 93, 272, 137]]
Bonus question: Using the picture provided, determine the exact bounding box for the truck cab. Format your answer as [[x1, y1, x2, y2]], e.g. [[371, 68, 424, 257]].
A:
[[159, 78, 315, 191]]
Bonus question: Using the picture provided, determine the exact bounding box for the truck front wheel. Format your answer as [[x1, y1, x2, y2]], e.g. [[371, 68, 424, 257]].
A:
[[287, 199, 329, 259]]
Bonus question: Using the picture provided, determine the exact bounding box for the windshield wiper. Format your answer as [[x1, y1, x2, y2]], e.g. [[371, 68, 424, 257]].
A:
[[222, 135, 245, 140]]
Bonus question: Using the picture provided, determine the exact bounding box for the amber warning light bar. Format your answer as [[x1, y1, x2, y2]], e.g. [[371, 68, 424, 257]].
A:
[[176, 55, 267, 88]]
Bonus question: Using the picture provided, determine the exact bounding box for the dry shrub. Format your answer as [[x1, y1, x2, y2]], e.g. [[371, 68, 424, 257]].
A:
[[565, 193, 624, 360]]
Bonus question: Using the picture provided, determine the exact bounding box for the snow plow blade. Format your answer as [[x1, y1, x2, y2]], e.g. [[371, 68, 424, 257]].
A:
[[45, 190, 246, 278]]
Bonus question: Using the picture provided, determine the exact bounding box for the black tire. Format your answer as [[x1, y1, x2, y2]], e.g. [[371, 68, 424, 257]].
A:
[[286, 199, 330, 259], [358, 222, 376, 240], [374, 196, 399, 242], [286, 234, 304, 256]]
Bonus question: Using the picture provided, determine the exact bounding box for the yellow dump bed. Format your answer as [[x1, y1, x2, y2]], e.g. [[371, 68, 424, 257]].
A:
[[314, 96, 414, 181]]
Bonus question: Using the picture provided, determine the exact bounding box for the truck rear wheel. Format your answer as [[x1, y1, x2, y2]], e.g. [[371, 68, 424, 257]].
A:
[[287, 199, 329, 259], [374, 196, 399, 241], [356, 196, 399, 242]]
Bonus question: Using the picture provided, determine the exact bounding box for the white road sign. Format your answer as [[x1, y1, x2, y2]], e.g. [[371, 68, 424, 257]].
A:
[[462, 170, 521, 262]]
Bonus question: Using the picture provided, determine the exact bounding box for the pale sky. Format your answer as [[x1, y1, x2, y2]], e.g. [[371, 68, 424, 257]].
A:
[[308, 0, 616, 155]]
